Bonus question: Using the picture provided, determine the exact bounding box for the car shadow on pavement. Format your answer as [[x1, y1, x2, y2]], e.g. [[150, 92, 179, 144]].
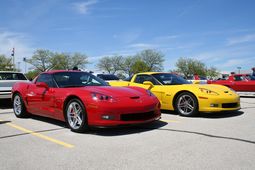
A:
[[19, 115, 168, 136], [0, 99, 12, 109], [240, 96, 255, 99], [30, 115, 67, 128], [0, 120, 11, 125], [88, 120, 168, 136], [161, 110, 178, 115], [161, 110, 244, 119], [199, 111, 244, 119]]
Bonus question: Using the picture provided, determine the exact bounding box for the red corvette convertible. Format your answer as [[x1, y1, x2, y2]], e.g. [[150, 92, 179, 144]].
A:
[[12, 70, 161, 132]]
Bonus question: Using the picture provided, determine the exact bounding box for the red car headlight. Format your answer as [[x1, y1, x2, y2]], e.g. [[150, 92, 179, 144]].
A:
[[91, 92, 116, 102]]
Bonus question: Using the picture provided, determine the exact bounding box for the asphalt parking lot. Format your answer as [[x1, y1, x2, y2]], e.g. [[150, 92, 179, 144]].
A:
[[0, 98, 255, 170]]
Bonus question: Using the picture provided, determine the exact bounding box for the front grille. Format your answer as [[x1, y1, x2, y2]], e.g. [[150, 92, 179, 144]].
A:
[[120, 111, 155, 121], [222, 103, 238, 108]]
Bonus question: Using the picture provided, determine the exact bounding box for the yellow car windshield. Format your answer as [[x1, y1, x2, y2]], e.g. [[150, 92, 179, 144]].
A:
[[152, 73, 191, 85]]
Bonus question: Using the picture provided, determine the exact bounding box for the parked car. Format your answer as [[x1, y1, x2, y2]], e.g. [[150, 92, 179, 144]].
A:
[[97, 74, 120, 81], [0, 71, 28, 99], [109, 72, 240, 117], [12, 70, 161, 132], [208, 74, 255, 92], [186, 75, 207, 84], [235, 74, 255, 81]]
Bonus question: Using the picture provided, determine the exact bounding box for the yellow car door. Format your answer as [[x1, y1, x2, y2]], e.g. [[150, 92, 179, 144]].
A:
[[129, 74, 164, 104]]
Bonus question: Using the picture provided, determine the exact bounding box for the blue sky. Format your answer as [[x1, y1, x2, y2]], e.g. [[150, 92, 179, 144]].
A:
[[0, 0, 255, 73]]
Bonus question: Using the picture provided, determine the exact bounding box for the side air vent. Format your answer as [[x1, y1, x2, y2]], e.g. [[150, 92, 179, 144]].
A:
[[130, 96, 140, 99]]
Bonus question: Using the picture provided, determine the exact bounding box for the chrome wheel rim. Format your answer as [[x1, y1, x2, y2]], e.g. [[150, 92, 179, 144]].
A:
[[67, 102, 83, 129], [177, 95, 195, 115], [13, 95, 22, 115]]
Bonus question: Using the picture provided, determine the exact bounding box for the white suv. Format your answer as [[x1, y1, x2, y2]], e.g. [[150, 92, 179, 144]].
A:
[[0, 71, 28, 99]]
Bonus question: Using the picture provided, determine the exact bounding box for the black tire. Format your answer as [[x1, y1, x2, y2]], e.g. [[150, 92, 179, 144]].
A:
[[174, 92, 198, 117], [65, 98, 88, 133], [12, 93, 29, 118]]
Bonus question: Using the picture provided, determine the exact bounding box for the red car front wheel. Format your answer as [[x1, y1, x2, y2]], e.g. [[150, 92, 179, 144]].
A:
[[65, 98, 88, 133]]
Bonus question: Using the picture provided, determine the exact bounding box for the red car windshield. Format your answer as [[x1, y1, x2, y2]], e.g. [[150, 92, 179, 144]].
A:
[[53, 72, 109, 88]]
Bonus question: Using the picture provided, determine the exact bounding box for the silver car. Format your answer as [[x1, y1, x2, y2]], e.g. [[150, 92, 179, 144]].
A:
[[0, 71, 28, 99]]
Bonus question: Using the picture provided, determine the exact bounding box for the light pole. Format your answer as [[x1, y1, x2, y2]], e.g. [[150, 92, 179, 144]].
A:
[[237, 67, 241, 74], [11, 48, 15, 70], [18, 62, 21, 71], [23, 57, 27, 73]]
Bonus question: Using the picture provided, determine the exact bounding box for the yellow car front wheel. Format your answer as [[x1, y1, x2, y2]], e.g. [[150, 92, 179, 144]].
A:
[[175, 92, 198, 117]]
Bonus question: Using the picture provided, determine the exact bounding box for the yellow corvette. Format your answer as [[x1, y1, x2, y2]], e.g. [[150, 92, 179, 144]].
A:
[[109, 72, 240, 116]]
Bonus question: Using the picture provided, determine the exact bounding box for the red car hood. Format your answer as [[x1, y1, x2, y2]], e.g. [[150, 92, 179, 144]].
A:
[[81, 86, 145, 97]]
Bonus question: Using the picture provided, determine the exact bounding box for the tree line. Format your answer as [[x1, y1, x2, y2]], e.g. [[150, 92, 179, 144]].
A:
[[0, 49, 219, 80], [0, 54, 15, 71], [174, 57, 219, 79], [97, 49, 164, 77]]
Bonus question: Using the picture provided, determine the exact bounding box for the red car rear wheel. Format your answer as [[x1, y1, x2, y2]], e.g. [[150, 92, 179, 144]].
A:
[[13, 93, 29, 118]]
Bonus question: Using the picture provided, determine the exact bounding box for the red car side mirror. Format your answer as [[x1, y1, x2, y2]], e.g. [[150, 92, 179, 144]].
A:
[[36, 82, 49, 90]]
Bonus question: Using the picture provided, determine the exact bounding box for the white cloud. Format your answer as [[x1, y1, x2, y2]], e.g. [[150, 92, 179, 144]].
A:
[[88, 54, 110, 62], [0, 30, 35, 72], [113, 31, 141, 44], [128, 43, 158, 50], [227, 34, 255, 46], [220, 59, 247, 67], [194, 45, 255, 73], [154, 35, 180, 42], [73, 0, 98, 14]]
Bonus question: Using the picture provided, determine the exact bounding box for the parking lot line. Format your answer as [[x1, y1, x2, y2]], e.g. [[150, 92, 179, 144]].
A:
[[0, 119, 74, 148], [161, 119, 180, 123]]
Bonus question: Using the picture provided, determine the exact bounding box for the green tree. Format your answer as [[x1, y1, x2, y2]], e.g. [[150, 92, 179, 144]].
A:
[[26, 49, 54, 72], [51, 52, 88, 70], [121, 56, 136, 76], [0, 54, 15, 71], [97, 55, 124, 74], [206, 66, 219, 79], [51, 53, 69, 70], [136, 49, 164, 71], [130, 60, 150, 74], [175, 57, 206, 77], [70, 53, 89, 70], [25, 70, 40, 81], [97, 56, 113, 73], [97, 49, 164, 76], [26, 49, 89, 72], [111, 55, 124, 74]]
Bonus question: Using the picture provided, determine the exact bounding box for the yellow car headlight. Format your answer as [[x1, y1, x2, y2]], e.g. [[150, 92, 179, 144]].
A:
[[199, 88, 219, 95], [228, 87, 237, 93]]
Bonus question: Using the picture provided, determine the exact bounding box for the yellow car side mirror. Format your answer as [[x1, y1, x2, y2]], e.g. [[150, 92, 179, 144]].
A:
[[143, 81, 154, 89]]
